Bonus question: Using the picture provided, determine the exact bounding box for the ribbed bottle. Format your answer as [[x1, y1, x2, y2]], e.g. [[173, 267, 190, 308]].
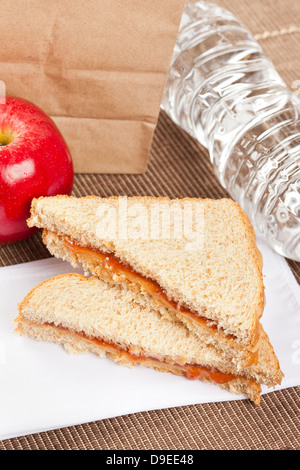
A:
[[162, 1, 300, 261]]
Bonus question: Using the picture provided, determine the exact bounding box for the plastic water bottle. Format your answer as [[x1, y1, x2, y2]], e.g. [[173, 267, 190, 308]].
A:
[[162, 1, 300, 262]]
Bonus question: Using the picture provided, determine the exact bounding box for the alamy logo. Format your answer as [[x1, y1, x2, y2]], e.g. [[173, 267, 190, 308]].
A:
[[95, 197, 204, 251]]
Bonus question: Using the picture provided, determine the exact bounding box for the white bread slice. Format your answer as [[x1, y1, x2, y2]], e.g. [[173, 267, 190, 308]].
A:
[[16, 274, 283, 404], [28, 196, 265, 348]]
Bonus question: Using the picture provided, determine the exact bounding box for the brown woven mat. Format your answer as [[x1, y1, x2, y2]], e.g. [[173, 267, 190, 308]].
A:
[[1, 0, 300, 450]]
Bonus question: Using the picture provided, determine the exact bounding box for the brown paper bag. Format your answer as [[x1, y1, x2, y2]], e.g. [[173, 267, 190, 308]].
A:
[[0, 0, 186, 174]]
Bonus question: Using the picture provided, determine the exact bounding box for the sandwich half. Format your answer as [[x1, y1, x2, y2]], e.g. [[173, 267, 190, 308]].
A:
[[28, 195, 265, 368], [16, 274, 283, 405]]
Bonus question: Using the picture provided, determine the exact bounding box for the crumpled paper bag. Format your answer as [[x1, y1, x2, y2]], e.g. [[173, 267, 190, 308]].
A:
[[0, 0, 186, 173]]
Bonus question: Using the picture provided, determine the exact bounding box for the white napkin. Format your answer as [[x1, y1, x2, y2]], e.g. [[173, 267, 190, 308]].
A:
[[0, 237, 299, 440]]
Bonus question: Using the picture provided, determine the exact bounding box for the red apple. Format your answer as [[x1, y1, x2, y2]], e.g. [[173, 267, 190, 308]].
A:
[[0, 97, 74, 244]]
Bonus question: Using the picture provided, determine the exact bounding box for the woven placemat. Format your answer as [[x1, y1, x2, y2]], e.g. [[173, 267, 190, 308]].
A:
[[1, 0, 300, 450]]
